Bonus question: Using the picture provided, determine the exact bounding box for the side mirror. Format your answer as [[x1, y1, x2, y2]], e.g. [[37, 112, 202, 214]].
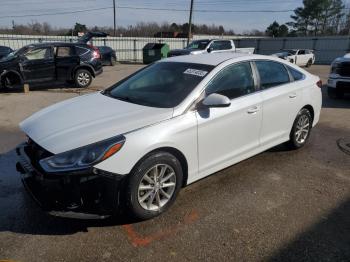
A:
[[207, 47, 213, 53], [201, 93, 231, 108]]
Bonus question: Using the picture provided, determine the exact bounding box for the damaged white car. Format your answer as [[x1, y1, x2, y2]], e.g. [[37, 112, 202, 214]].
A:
[[17, 53, 322, 220]]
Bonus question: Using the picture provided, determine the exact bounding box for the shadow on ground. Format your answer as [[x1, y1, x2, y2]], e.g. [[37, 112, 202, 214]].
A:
[[269, 198, 350, 262], [321, 86, 350, 109]]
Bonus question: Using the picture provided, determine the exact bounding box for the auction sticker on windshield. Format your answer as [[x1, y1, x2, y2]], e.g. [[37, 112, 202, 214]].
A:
[[184, 68, 208, 77]]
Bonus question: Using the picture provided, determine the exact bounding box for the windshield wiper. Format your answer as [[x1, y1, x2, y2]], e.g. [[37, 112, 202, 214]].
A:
[[111, 94, 133, 102]]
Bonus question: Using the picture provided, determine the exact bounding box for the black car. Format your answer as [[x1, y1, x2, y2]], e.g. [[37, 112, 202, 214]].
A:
[[0, 45, 13, 59], [0, 42, 103, 90], [328, 54, 350, 98], [98, 46, 117, 66]]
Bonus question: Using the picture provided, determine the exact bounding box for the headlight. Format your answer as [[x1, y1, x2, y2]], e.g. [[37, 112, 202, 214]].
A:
[[39, 135, 125, 173], [330, 62, 339, 74]]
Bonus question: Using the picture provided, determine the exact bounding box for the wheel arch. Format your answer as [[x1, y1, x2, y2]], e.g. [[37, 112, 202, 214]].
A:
[[132, 147, 189, 187], [301, 104, 314, 122], [0, 70, 23, 86], [73, 65, 95, 78]]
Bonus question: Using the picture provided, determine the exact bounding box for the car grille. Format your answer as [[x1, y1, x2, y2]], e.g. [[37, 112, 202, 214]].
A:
[[336, 81, 350, 88], [335, 62, 350, 77], [24, 138, 53, 171]]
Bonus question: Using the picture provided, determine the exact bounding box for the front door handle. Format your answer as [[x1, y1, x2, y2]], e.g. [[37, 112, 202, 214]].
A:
[[289, 93, 297, 98], [247, 106, 259, 114]]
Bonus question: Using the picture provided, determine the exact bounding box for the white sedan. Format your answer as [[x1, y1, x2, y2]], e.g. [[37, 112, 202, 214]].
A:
[[17, 53, 322, 220]]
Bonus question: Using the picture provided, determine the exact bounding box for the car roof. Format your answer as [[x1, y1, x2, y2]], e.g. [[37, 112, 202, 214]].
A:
[[25, 42, 85, 48], [162, 52, 259, 66]]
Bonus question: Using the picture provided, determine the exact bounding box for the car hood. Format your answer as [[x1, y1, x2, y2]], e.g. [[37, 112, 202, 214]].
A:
[[20, 92, 174, 154], [0, 56, 18, 69], [168, 49, 192, 56]]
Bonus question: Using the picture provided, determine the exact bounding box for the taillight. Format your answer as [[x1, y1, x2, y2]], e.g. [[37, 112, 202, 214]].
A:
[[88, 44, 101, 59], [316, 80, 322, 88], [92, 50, 100, 59]]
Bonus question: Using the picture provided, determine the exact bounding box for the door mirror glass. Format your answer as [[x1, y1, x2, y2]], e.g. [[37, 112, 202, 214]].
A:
[[202, 93, 231, 108], [207, 47, 213, 53]]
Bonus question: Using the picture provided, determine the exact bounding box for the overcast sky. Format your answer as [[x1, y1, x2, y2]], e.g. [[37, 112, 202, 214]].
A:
[[0, 0, 348, 33]]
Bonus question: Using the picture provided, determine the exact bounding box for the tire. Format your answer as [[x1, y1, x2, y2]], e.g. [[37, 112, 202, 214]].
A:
[[110, 57, 116, 66], [125, 151, 183, 220], [74, 69, 92, 88], [1, 73, 21, 91], [287, 108, 313, 150], [328, 86, 344, 99], [306, 59, 312, 67]]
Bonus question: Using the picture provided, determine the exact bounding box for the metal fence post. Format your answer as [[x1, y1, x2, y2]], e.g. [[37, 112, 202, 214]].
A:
[[133, 39, 137, 62], [312, 38, 317, 51], [282, 38, 287, 50], [256, 39, 261, 54], [236, 39, 241, 48]]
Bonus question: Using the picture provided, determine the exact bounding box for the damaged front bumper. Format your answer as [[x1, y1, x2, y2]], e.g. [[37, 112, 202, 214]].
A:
[[16, 142, 124, 219]]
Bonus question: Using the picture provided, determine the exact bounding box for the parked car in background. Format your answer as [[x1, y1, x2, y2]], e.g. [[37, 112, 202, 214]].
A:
[[0, 45, 13, 59], [272, 49, 315, 67], [0, 42, 102, 90], [98, 46, 117, 66], [168, 39, 255, 57], [17, 53, 322, 220], [327, 53, 350, 98]]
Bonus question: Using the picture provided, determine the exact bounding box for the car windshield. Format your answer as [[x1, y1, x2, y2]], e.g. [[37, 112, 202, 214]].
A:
[[283, 50, 297, 55], [0, 46, 30, 61], [104, 62, 214, 108], [186, 40, 210, 50]]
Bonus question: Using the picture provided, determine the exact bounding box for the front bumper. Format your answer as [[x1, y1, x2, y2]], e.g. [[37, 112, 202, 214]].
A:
[[16, 143, 123, 219], [328, 76, 350, 91]]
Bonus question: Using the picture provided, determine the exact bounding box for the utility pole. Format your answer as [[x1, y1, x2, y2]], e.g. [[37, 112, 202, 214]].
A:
[[113, 0, 116, 37], [187, 0, 194, 46]]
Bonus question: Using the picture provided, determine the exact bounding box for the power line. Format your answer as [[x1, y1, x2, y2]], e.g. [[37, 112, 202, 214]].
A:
[[0, 5, 349, 19]]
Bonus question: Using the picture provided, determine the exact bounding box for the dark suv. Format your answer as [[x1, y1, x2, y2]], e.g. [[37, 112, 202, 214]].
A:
[[0, 42, 103, 90]]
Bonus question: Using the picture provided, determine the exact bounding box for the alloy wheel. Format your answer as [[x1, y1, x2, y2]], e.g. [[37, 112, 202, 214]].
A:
[[137, 164, 176, 211], [77, 72, 90, 86], [295, 115, 310, 144]]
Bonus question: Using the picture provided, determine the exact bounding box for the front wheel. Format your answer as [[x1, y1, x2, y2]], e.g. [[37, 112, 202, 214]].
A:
[[287, 108, 312, 149], [125, 152, 183, 220], [74, 69, 92, 88]]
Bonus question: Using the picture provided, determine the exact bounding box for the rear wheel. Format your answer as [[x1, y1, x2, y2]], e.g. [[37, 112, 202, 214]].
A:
[[110, 57, 116, 66], [74, 69, 92, 88], [287, 108, 312, 149], [125, 152, 183, 220]]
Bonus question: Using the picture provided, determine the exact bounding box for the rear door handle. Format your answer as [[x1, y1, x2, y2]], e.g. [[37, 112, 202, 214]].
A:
[[247, 106, 259, 114], [289, 93, 297, 98]]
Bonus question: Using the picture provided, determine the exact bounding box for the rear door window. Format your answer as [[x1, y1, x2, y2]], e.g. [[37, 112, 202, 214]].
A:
[[288, 66, 304, 81], [56, 46, 74, 57], [255, 61, 290, 89]]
